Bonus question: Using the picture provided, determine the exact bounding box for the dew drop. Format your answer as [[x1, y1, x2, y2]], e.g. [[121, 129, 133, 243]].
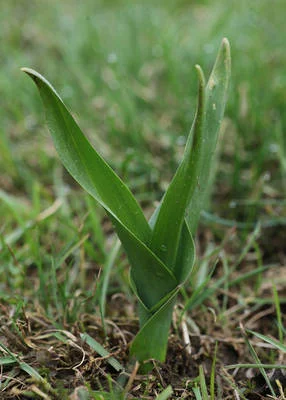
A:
[[160, 244, 167, 252], [176, 135, 186, 146]]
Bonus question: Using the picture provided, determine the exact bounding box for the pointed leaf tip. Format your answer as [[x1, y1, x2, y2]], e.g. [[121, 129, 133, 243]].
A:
[[22, 68, 40, 87], [21, 68, 59, 96], [222, 37, 230, 47], [21, 67, 39, 80], [221, 38, 231, 69], [195, 64, 206, 89]]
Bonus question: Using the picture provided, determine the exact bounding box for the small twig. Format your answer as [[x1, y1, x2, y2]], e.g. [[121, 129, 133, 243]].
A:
[[124, 361, 140, 394], [105, 319, 128, 346], [66, 340, 86, 370], [181, 318, 192, 356], [244, 306, 274, 329], [276, 379, 286, 400], [153, 360, 167, 387], [29, 385, 51, 400], [36, 198, 63, 222]]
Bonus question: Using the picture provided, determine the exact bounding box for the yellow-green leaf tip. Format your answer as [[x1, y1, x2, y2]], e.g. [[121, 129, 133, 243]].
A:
[[222, 38, 231, 67]]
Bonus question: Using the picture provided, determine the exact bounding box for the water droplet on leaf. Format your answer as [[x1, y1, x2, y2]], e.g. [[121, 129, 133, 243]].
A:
[[160, 244, 167, 252]]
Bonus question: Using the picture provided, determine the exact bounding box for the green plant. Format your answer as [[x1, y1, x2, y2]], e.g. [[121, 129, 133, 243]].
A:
[[22, 38, 230, 371]]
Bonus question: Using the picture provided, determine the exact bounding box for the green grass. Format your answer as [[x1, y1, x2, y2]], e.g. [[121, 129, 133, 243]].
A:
[[1, 0, 285, 398]]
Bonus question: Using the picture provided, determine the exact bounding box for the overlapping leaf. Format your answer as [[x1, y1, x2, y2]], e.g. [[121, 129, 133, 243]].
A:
[[186, 38, 231, 234], [149, 65, 205, 273], [150, 39, 231, 280]]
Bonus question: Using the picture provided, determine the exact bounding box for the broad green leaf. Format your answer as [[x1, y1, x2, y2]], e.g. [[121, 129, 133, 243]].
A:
[[173, 219, 196, 283], [113, 215, 177, 308], [149, 65, 206, 272], [150, 38, 230, 273], [130, 288, 178, 369], [186, 38, 231, 233], [149, 206, 196, 284], [148, 195, 196, 285], [21, 68, 150, 244], [22, 68, 177, 309], [129, 271, 178, 321]]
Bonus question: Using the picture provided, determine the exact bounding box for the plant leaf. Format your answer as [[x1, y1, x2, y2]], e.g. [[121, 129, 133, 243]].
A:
[[149, 65, 206, 273], [130, 287, 178, 369], [150, 38, 231, 275], [22, 68, 177, 310], [186, 38, 231, 234], [21, 68, 150, 244], [155, 386, 173, 400], [80, 332, 124, 372], [113, 215, 177, 309], [22, 38, 231, 369], [174, 219, 196, 283], [246, 330, 286, 352]]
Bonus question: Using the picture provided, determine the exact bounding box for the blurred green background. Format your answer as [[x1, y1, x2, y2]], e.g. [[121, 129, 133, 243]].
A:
[[2, 0, 285, 192], [1, 0, 285, 287]]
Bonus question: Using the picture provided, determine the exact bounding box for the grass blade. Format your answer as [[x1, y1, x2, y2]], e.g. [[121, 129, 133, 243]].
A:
[[210, 342, 218, 400], [246, 329, 286, 352], [81, 332, 124, 372], [192, 387, 203, 400], [0, 341, 54, 394], [226, 363, 286, 369], [0, 356, 17, 366], [99, 238, 121, 330], [155, 386, 173, 400], [273, 284, 284, 343], [241, 326, 276, 397], [199, 365, 209, 400]]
